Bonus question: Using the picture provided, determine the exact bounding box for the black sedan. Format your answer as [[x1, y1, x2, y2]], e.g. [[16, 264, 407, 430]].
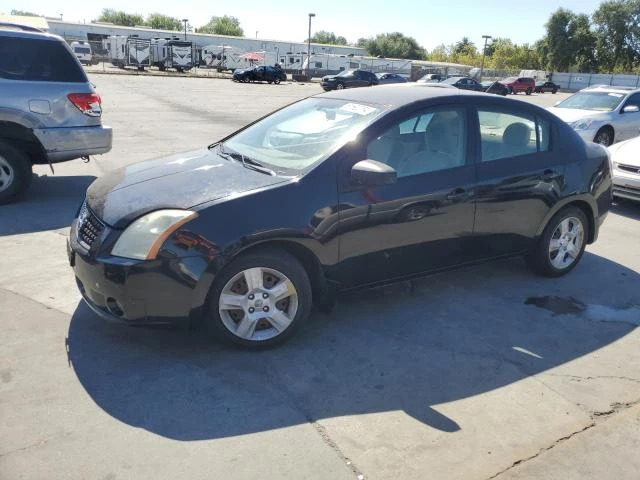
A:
[[232, 65, 287, 84], [481, 81, 509, 96], [376, 73, 408, 85], [535, 81, 560, 93], [439, 76, 484, 91], [320, 69, 378, 90], [69, 85, 612, 348]]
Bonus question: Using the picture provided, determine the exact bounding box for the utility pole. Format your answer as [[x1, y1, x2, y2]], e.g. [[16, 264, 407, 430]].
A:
[[182, 19, 189, 41], [307, 13, 315, 78], [480, 35, 492, 80]]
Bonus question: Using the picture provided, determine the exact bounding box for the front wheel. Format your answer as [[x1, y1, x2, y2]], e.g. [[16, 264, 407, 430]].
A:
[[594, 127, 613, 146], [0, 140, 32, 204], [274, 77, 281, 84], [528, 207, 588, 277], [206, 250, 312, 348], [336, 82, 345, 90]]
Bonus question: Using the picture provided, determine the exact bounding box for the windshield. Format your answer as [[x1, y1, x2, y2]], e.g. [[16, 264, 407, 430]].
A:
[[440, 77, 462, 85], [222, 97, 385, 173], [336, 70, 353, 77], [555, 92, 625, 111], [504, 77, 517, 82]]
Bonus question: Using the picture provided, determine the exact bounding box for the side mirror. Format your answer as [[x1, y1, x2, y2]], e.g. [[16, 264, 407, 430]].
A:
[[351, 160, 397, 186], [622, 105, 640, 113]]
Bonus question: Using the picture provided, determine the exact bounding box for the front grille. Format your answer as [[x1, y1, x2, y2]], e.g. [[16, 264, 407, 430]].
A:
[[617, 163, 640, 175], [76, 202, 105, 250]]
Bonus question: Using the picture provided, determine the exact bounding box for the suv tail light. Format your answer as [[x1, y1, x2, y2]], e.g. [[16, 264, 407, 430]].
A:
[[67, 93, 102, 117]]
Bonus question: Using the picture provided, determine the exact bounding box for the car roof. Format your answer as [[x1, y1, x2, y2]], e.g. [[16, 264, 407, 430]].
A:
[[316, 83, 490, 107], [0, 24, 62, 41]]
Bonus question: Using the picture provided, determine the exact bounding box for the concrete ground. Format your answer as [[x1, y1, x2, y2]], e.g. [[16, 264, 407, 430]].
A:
[[1, 76, 639, 480]]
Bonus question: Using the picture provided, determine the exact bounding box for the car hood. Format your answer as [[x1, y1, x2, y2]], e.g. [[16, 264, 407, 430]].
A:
[[86, 148, 289, 229], [609, 137, 640, 167], [547, 107, 609, 123]]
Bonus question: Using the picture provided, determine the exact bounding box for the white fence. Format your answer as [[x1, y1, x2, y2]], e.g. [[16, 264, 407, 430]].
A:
[[552, 72, 640, 91]]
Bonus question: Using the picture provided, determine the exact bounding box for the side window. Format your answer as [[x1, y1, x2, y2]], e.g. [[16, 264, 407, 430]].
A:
[[367, 107, 467, 178], [478, 108, 549, 162], [624, 93, 640, 108], [0, 37, 86, 82]]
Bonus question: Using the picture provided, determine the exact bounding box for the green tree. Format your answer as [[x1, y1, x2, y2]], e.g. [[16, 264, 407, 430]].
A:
[[427, 44, 452, 62], [592, 0, 638, 72], [540, 8, 597, 72], [453, 37, 477, 56], [196, 15, 243, 36], [10, 9, 40, 16], [359, 32, 426, 60], [95, 8, 144, 27], [308, 30, 347, 45], [146, 13, 182, 31]]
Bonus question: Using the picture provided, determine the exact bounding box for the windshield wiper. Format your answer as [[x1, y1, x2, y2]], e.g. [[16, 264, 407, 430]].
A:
[[217, 144, 276, 176]]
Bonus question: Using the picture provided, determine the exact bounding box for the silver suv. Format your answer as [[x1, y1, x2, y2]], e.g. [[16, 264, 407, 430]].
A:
[[547, 85, 640, 146], [0, 23, 112, 203]]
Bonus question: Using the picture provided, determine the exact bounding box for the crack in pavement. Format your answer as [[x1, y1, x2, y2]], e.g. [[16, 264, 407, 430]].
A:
[[544, 373, 640, 385], [486, 422, 596, 480]]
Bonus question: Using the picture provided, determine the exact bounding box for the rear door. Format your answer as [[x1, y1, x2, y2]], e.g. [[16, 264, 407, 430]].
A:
[[470, 100, 563, 257]]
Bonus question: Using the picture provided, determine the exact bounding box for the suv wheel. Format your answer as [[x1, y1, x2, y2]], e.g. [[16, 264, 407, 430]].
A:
[[528, 206, 588, 277], [0, 140, 32, 204], [526, 87, 532, 95], [206, 249, 312, 348]]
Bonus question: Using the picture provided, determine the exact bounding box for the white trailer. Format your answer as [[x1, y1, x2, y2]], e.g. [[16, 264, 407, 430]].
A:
[[104, 35, 151, 70], [151, 38, 194, 72], [70, 41, 94, 65], [302, 54, 413, 78]]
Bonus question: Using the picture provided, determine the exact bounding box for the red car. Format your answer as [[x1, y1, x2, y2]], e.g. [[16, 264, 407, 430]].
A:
[[502, 77, 536, 95]]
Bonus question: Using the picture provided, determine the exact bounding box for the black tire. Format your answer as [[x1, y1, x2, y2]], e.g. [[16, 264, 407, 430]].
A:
[[336, 82, 345, 90], [0, 140, 32, 205], [205, 249, 312, 349], [274, 77, 281, 84], [552, 89, 557, 94], [594, 127, 613, 146], [525, 87, 532, 95], [508, 87, 514, 94], [528, 206, 589, 277]]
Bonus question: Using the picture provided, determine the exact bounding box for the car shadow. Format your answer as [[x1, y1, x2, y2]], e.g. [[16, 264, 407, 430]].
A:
[[66, 252, 638, 441], [0, 174, 95, 236], [611, 198, 640, 220]]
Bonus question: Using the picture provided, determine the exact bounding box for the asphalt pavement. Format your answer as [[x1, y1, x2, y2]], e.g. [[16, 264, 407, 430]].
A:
[[1, 76, 639, 480]]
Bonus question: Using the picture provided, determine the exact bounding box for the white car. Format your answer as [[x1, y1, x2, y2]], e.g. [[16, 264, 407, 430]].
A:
[[547, 85, 640, 146], [608, 137, 640, 202]]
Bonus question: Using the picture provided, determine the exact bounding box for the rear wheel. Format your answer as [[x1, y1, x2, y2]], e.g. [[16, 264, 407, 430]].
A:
[[525, 87, 532, 95], [274, 77, 281, 84], [0, 140, 32, 204], [206, 250, 312, 348], [528, 206, 588, 277]]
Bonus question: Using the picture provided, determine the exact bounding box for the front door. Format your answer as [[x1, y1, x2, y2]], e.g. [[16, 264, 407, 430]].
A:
[[335, 105, 477, 288], [615, 92, 640, 141]]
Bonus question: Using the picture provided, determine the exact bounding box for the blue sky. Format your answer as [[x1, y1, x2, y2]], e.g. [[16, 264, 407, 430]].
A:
[[3, 0, 605, 50]]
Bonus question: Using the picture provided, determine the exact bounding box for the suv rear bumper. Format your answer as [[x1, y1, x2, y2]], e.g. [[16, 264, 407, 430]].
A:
[[34, 125, 112, 162]]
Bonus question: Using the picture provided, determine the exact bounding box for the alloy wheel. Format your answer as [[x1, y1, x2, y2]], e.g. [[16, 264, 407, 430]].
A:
[[218, 267, 299, 341], [0, 155, 15, 193], [548, 216, 585, 270]]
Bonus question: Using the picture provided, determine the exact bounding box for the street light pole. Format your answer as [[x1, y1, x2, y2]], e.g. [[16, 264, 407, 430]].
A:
[[480, 34, 492, 80], [182, 19, 189, 41], [307, 13, 315, 79]]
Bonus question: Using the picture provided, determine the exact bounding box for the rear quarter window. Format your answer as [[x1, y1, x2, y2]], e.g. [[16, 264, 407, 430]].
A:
[[0, 37, 87, 82]]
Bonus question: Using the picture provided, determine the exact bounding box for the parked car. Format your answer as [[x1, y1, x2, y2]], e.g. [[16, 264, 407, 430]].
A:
[[608, 137, 640, 201], [535, 81, 559, 94], [232, 65, 287, 84], [70, 40, 94, 66], [417, 73, 445, 83], [320, 69, 378, 90], [376, 72, 407, 85], [547, 85, 640, 146], [439, 76, 484, 91], [0, 23, 112, 204], [502, 77, 536, 95], [481, 81, 509, 96], [69, 85, 611, 349]]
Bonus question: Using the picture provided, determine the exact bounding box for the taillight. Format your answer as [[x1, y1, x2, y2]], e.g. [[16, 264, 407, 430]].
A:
[[67, 93, 102, 117]]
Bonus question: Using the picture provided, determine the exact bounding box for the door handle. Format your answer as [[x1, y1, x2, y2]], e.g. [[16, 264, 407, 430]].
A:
[[446, 188, 467, 200], [541, 169, 560, 182]]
